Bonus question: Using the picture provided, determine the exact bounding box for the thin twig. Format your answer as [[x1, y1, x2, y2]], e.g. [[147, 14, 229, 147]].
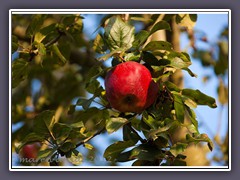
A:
[[45, 31, 64, 48], [76, 128, 106, 148]]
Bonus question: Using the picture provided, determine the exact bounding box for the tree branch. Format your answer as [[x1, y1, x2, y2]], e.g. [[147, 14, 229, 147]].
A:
[[45, 31, 64, 48], [76, 127, 105, 148]]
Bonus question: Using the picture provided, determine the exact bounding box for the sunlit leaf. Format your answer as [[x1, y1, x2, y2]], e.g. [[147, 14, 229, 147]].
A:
[[173, 93, 185, 123], [104, 140, 135, 161], [67, 150, 83, 165], [37, 148, 57, 163], [164, 81, 181, 92], [34, 23, 57, 43], [186, 133, 214, 151], [104, 16, 135, 51], [97, 48, 124, 61], [149, 20, 171, 36], [170, 142, 188, 157], [84, 143, 94, 150], [147, 120, 179, 140], [142, 111, 160, 129], [93, 33, 106, 53], [106, 117, 128, 134], [132, 30, 149, 48], [143, 41, 173, 51], [182, 89, 217, 108]]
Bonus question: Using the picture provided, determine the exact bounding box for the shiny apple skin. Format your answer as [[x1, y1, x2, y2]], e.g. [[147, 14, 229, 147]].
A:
[[105, 61, 158, 113]]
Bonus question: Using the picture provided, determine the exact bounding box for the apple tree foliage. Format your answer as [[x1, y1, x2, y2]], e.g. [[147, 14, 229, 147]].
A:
[[12, 14, 221, 166]]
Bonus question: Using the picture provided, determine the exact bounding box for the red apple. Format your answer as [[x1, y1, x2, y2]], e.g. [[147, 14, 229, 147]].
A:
[[20, 143, 40, 160], [105, 61, 158, 113]]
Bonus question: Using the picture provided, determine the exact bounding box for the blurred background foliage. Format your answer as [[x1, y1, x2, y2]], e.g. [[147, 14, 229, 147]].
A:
[[11, 12, 229, 167]]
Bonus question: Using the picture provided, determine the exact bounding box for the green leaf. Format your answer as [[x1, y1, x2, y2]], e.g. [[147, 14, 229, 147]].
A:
[[124, 53, 141, 61], [106, 117, 128, 134], [52, 123, 72, 141], [183, 68, 197, 77], [186, 133, 214, 151], [104, 140, 135, 161], [173, 93, 185, 123], [143, 41, 173, 51], [142, 51, 161, 66], [66, 16, 83, 33], [57, 42, 71, 62], [12, 58, 29, 88], [36, 42, 46, 56], [164, 81, 181, 93], [85, 79, 100, 94], [104, 16, 135, 51], [16, 133, 44, 153], [70, 121, 84, 128], [26, 14, 48, 36], [182, 89, 217, 108], [76, 97, 94, 110], [52, 44, 67, 65], [182, 95, 197, 108], [33, 110, 56, 137], [37, 148, 57, 162], [84, 143, 94, 150], [122, 124, 140, 144], [184, 106, 199, 134], [34, 23, 57, 43], [86, 65, 103, 81], [97, 48, 124, 61], [93, 33, 106, 53], [175, 14, 196, 29], [149, 20, 171, 36], [142, 111, 160, 129], [166, 51, 192, 69], [154, 136, 169, 149], [147, 121, 179, 140], [59, 142, 76, 153], [72, 107, 109, 132], [67, 150, 83, 165], [130, 144, 164, 161], [116, 150, 132, 162], [12, 35, 18, 53], [62, 15, 83, 27], [132, 30, 149, 48], [170, 142, 188, 157], [189, 14, 198, 22]]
